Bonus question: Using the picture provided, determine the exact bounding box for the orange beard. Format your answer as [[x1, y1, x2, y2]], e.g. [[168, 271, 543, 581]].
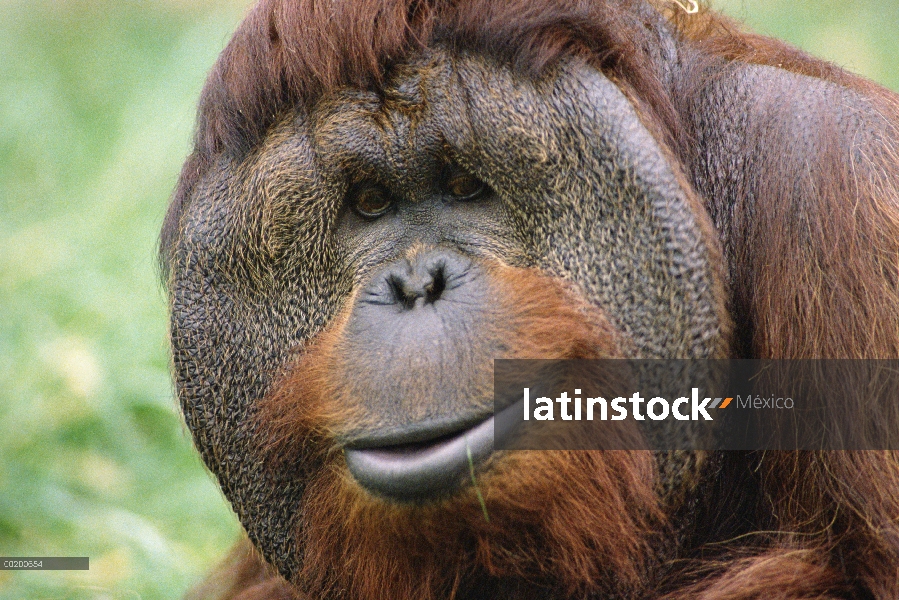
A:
[[257, 265, 664, 599], [294, 448, 660, 600]]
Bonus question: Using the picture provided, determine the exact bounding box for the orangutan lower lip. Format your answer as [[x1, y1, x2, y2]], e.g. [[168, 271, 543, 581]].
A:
[[343, 413, 496, 503]]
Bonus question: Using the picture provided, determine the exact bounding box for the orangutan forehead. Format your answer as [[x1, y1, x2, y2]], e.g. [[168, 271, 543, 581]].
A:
[[193, 0, 665, 160]]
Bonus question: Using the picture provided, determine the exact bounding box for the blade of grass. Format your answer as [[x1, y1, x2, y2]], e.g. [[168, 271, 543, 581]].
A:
[[466, 441, 489, 523]]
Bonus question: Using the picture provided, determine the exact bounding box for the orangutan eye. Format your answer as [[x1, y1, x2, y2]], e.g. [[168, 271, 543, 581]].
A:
[[444, 165, 488, 200], [351, 185, 393, 218]]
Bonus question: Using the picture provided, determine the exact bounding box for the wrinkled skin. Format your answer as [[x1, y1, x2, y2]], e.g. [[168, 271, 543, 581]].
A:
[[165, 1, 899, 592], [168, 46, 728, 584]]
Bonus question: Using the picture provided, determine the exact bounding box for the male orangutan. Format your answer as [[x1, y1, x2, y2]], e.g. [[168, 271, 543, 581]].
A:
[[161, 0, 899, 598]]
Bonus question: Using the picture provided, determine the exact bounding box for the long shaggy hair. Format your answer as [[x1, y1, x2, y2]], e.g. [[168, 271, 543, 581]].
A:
[[173, 1, 899, 598], [258, 267, 662, 599]]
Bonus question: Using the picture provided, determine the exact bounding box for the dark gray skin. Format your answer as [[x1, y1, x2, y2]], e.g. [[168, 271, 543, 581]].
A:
[[168, 44, 728, 584], [165, 31, 891, 593]]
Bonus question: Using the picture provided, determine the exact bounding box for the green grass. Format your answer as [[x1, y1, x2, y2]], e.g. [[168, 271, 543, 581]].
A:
[[0, 1, 249, 598], [0, 1, 895, 598], [714, 0, 899, 93]]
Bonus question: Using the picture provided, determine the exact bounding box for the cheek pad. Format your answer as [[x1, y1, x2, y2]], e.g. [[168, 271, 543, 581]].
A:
[[429, 51, 730, 360]]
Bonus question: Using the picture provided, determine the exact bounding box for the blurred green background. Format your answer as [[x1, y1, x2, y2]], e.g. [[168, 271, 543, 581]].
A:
[[0, 0, 896, 598]]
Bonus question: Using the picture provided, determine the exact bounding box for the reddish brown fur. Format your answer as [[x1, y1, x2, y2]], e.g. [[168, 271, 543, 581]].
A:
[[291, 448, 658, 600], [184, 540, 298, 600], [672, 11, 899, 600], [661, 549, 847, 599], [193, 0, 678, 156], [261, 263, 625, 453], [161, 0, 684, 258], [256, 266, 661, 600], [175, 1, 899, 598]]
